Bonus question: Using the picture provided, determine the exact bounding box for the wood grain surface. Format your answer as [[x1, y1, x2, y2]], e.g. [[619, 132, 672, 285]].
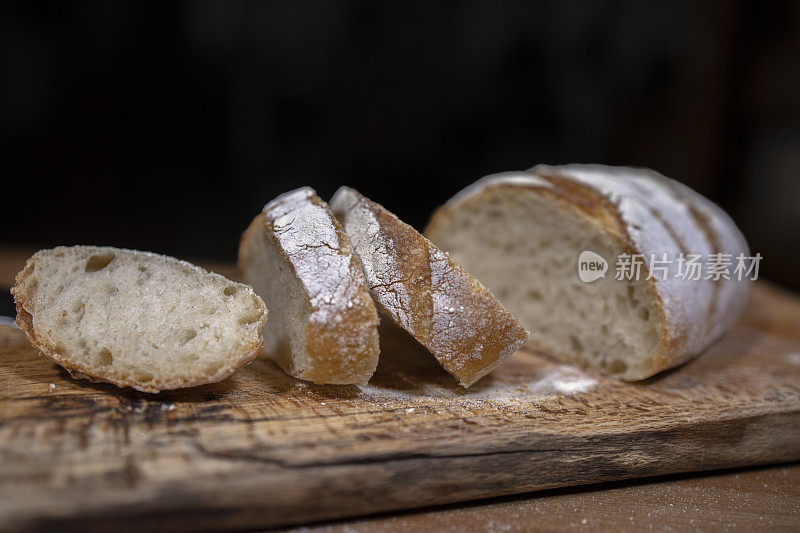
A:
[[286, 463, 800, 532], [1, 281, 799, 532]]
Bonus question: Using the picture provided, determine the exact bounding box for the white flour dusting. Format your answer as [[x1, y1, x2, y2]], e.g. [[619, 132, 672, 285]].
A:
[[356, 364, 598, 405]]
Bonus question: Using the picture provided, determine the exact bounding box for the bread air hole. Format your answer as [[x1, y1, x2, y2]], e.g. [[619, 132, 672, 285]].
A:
[[179, 328, 197, 345], [238, 309, 263, 325], [205, 362, 223, 375], [136, 265, 152, 285], [135, 369, 154, 382], [626, 284, 640, 308], [71, 300, 85, 315], [527, 289, 543, 301], [85, 252, 116, 272], [569, 334, 584, 353], [606, 358, 628, 373], [95, 348, 113, 366], [223, 285, 237, 296]]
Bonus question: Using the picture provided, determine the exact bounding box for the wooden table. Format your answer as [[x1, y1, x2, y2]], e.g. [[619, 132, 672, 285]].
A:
[[285, 464, 799, 532], [1, 246, 798, 532]]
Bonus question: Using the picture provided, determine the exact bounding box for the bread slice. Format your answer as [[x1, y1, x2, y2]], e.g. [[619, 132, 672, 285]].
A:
[[424, 164, 752, 381], [238, 187, 380, 385], [11, 246, 267, 393], [329, 186, 529, 387]]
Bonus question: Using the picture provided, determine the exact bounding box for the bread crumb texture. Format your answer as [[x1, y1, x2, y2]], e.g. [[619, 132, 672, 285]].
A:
[[11, 246, 267, 393]]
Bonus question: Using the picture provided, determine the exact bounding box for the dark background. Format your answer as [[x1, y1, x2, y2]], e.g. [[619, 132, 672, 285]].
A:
[[2, 1, 799, 289]]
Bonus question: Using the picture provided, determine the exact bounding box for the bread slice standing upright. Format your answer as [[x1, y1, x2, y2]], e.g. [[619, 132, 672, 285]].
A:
[[329, 186, 529, 387], [11, 246, 268, 393], [424, 164, 752, 381], [239, 187, 380, 385]]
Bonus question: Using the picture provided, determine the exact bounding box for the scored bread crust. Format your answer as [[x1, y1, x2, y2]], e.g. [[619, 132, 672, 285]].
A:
[[238, 187, 380, 385], [424, 164, 751, 380], [11, 246, 267, 393], [329, 186, 529, 387]]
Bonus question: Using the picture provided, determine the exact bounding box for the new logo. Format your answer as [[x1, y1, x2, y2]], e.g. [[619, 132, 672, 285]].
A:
[[578, 251, 608, 282]]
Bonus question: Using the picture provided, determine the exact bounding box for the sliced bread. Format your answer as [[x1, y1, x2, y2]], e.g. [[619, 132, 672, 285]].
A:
[[424, 164, 752, 381], [11, 246, 268, 393], [238, 187, 380, 385], [329, 186, 529, 387]]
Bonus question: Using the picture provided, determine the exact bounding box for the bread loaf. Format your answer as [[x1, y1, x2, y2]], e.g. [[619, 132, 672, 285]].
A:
[[330, 186, 529, 387], [11, 246, 267, 393], [424, 164, 752, 381], [239, 187, 380, 385]]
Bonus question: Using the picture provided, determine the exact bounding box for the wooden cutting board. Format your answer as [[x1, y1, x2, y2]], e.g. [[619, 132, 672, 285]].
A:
[[1, 282, 799, 532]]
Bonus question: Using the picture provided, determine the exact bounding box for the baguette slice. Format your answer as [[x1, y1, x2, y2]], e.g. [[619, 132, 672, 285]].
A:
[[329, 186, 529, 387], [11, 246, 267, 393], [238, 187, 380, 385], [424, 164, 751, 381]]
